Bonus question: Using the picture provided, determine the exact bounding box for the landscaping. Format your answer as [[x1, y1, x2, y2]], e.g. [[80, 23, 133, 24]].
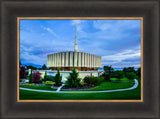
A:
[[61, 80, 135, 91], [20, 78, 141, 100], [20, 85, 57, 91], [19, 66, 141, 100]]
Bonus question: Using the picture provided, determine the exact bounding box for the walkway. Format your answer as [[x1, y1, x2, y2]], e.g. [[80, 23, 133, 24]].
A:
[[20, 79, 138, 93], [56, 84, 65, 92]]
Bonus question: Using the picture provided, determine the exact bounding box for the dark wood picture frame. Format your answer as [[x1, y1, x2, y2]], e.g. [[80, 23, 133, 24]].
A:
[[0, 0, 159, 118]]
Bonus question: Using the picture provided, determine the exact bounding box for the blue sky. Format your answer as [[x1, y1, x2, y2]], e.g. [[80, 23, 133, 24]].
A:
[[20, 19, 141, 68]]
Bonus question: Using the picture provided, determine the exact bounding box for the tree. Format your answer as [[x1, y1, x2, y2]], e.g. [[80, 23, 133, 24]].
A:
[[113, 70, 124, 80], [33, 71, 41, 83], [54, 70, 62, 86], [126, 72, 136, 82], [29, 70, 33, 83], [44, 71, 47, 81], [42, 64, 47, 70], [103, 65, 114, 81], [136, 67, 141, 78], [20, 66, 26, 79], [25, 65, 37, 70], [123, 67, 135, 77], [19, 61, 22, 67], [66, 68, 80, 88]]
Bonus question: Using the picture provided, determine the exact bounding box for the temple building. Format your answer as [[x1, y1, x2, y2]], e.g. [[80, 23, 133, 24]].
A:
[[44, 25, 102, 81], [47, 24, 101, 71]]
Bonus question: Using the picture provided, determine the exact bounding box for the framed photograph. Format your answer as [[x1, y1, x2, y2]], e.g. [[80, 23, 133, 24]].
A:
[[17, 17, 143, 102], [1, 0, 159, 119]]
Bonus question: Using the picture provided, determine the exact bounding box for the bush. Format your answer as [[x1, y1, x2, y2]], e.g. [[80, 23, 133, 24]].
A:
[[45, 81, 55, 85], [41, 75, 55, 82], [83, 76, 104, 86], [123, 67, 136, 77], [25, 70, 29, 76], [65, 68, 80, 88], [24, 83, 35, 86], [97, 77, 105, 85], [33, 71, 41, 83], [20, 79, 25, 82], [47, 75, 55, 81], [126, 72, 136, 81], [113, 70, 124, 80]]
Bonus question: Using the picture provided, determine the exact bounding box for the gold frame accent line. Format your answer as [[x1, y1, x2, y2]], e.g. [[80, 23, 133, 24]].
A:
[[17, 18, 20, 101], [17, 17, 143, 102], [141, 18, 143, 102]]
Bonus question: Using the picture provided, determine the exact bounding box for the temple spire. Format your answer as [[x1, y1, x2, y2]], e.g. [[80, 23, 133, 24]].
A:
[[74, 24, 78, 52]]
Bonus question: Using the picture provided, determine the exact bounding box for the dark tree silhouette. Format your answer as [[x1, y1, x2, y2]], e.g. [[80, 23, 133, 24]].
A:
[[103, 65, 114, 81], [54, 70, 62, 86], [42, 64, 47, 70], [113, 70, 124, 80], [123, 67, 135, 77], [20, 66, 26, 79], [136, 67, 141, 78], [126, 72, 136, 82]]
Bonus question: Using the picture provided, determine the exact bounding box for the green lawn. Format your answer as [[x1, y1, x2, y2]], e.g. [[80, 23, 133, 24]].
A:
[[110, 77, 130, 81], [19, 79, 141, 100], [20, 85, 57, 91], [61, 81, 134, 91], [20, 79, 134, 91]]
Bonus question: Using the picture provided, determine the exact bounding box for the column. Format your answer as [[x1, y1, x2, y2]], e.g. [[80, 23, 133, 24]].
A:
[[53, 54, 55, 67], [82, 52, 84, 67], [65, 52, 68, 67], [74, 52, 77, 67], [59, 53, 61, 67], [62, 52, 64, 67], [89, 54, 92, 67], [93, 55, 95, 68], [56, 53, 59, 67], [85, 53, 87, 67], [87, 54, 89, 67], [70, 52, 73, 67], [78, 52, 81, 67]]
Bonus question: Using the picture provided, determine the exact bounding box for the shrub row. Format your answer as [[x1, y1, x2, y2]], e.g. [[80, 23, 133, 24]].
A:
[[83, 76, 104, 86], [43, 81, 55, 85], [42, 75, 55, 81], [24, 83, 35, 86]]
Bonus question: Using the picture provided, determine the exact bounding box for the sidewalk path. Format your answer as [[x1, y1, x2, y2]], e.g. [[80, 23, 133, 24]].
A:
[[56, 84, 65, 92], [20, 79, 138, 93]]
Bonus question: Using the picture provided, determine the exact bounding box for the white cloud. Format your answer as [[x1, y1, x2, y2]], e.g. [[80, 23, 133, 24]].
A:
[[71, 20, 83, 25], [20, 51, 46, 65], [102, 49, 140, 62], [41, 25, 58, 38], [70, 20, 86, 33], [93, 20, 112, 31], [102, 49, 141, 68], [93, 20, 141, 32]]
